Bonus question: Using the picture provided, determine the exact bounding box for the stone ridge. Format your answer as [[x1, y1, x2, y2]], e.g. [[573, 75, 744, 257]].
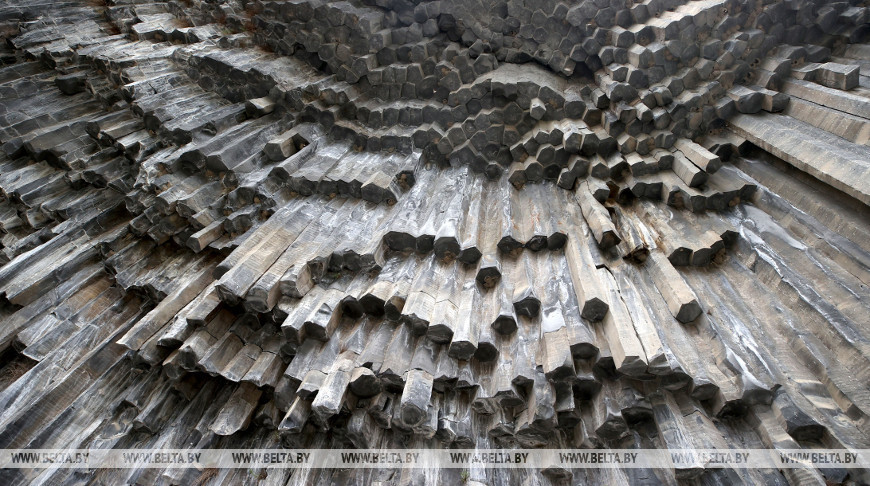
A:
[[0, 0, 868, 485], [181, 0, 861, 173]]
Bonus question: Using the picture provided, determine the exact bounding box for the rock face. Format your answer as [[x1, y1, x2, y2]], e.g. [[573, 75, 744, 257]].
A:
[[0, 0, 869, 484]]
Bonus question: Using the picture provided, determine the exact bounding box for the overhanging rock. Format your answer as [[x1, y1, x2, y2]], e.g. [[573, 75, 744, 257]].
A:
[[0, 0, 869, 484]]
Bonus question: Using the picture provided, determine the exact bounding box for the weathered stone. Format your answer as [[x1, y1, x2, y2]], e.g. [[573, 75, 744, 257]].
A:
[[55, 72, 87, 95], [2, 2, 870, 483], [815, 62, 859, 91]]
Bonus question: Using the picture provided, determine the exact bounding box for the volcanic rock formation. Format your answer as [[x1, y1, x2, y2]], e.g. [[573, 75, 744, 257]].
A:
[[0, 0, 869, 484]]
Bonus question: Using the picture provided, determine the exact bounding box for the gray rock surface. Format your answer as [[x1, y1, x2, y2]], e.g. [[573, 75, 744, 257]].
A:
[[0, 0, 869, 485]]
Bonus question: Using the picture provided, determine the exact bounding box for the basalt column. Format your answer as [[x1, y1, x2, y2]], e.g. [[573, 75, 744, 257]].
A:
[[0, 0, 869, 485]]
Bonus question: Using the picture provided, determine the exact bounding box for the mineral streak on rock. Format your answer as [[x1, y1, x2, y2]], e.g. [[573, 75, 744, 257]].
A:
[[0, 0, 870, 484]]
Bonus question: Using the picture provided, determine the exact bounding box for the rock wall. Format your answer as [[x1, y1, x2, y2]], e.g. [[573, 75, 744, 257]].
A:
[[0, 0, 868, 484]]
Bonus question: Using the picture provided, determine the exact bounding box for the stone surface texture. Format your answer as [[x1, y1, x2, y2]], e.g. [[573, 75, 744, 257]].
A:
[[0, 0, 868, 484]]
